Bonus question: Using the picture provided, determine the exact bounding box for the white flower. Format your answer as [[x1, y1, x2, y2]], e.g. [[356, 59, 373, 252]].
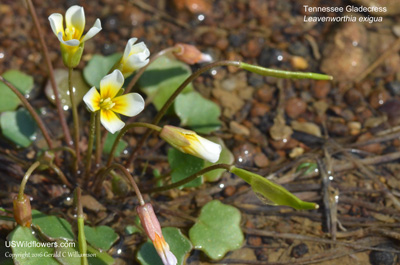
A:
[[117, 38, 150, 77], [48, 6, 102, 67], [83, 70, 145, 134], [49, 5, 101, 47], [160, 125, 222, 163]]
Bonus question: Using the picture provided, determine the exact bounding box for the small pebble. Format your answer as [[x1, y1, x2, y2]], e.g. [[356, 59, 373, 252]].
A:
[[291, 243, 309, 258], [254, 153, 269, 167], [312, 80, 331, 99], [248, 236, 262, 246], [256, 86, 274, 102], [369, 89, 390, 109], [385, 81, 400, 96], [224, 186, 236, 197], [230, 121, 250, 136], [344, 89, 363, 106], [259, 47, 284, 67], [290, 56, 308, 70], [285, 98, 307, 119], [348, 121, 361, 135], [369, 246, 395, 265]]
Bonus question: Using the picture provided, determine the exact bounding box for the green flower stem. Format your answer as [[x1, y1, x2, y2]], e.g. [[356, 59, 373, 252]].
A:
[[95, 112, 101, 167], [83, 112, 96, 186], [239, 62, 333, 80], [24, 0, 73, 148], [125, 60, 241, 166], [48, 163, 73, 189], [68, 67, 81, 172], [49, 146, 76, 159], [106, 122, 162, 167], [142, 164, 231, 193], [18, 161, 41, 201], [75, 187, 88, 265], [0, 77, 54, 151], [95, 163, 145, 205], [124, 46, 180, 94]]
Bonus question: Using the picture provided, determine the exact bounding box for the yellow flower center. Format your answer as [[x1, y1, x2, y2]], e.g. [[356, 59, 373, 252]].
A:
[[64, 27, 81, 41], [100, 97, 115, 110]]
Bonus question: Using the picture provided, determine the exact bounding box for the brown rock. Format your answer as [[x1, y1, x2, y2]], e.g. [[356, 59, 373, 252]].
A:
[[248, 236, 262, 246], [312, 80, 331, 99], [254, 153, 269, 168], [290, 56, 308, 70], [285, 98, 307, 119], [230, 121, 250, 136], [256, 86, 275, 103], [224, 186, 236, 197], [369, 89, 390, 109], [251, 102, 270, 117]]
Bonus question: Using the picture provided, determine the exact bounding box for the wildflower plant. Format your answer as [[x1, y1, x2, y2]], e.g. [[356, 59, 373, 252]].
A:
[[0, 2, 334, 265]]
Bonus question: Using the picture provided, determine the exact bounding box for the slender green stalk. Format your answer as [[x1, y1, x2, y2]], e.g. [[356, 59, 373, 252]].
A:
[[75, 187, 88, 265], [95, 112, 101, 166], [68, 67, 81, 171], [49, 146, 76, 159], [239, 62, 333, 80], [107, 123, 161, 167], [124, 46, 180, 94], [83, 112, 96, 186], [142, 164, 231, 193], [18, 161, 41, 201], [48, 164, 73, 189], [95, 163, 145, 205], [24, 0, 73, 148], [125, 60, 240, 166], [0, 77, 54, 150]]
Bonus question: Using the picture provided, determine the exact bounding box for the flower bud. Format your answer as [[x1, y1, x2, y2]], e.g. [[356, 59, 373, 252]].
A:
[[160, 125, 221, 163], [13, 194, 32, 227], [137, 203, 177, 265], [173, 43, 212, 65]]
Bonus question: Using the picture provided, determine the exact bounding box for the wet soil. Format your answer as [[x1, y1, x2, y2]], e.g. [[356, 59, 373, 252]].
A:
[[1, 0, 400, 264]]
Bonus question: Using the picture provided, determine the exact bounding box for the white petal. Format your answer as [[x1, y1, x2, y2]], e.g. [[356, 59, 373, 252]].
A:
[[160, 249, 178, 265], [83, 87, 100, 112], [65, 5, 85, 38], [48, 13, 64, 36], [81, 19, 102, 42], [122, 38, 138, 60], [197, 136, 222, 163], [100, 70, 124, 99], [100, 109, 125, 134], [57, 32, 80, 46], [112, 93, 145, 117]]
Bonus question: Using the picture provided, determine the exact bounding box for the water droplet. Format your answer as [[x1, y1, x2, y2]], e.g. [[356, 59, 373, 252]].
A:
[[244, 150, 249, 155], [73, 214, 77, 218], [314, 168, 319, 173], [117, 249, 122, 255], [32, 231, 35, 235], [328, 175, 334, 181], [197, 14, 205, 21], [66, 197, 71, 201], [76, 170, 81, 175], [29, 135, 37, 141], [0, 52, 4, 59], [277, 55, 283, 61], [254, 191, 278, 206], [211, 69, 217, 76], [25, 94, 30, 99], [219, 183, 225, 189], [63, 105, 69, 111], [352, 41, 358, 47], [334, 194, 339, 203], [238, 157, 243, 163], [282, 138, 288, 143], [29, 197, 33, 201], [123, 149, 128, 155]]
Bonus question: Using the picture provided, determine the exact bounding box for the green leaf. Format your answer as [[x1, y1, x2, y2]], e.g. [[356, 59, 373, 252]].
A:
[[138, 55, 193, 110], [137, 227, 192, 265], [189, 200, 244, 260], [296, 162, 318, 175], [0, 108, 37, 148], [102, 132, 128, 157], [0, 70, 34, 112], [230, 167, 318, 210], [203, 137, 234, 182], [168, 148, 204, 188], [7, 226, 59, 264], [87, 245, 115, 265], [32, 210, 74, 241], [175, 91, 221, 133], [83, 53, 122, 88], [125, 225, 141, 235], [53, 243, 80, 265], [84, 225, 119, 251], [44, 69, 90, 108]]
